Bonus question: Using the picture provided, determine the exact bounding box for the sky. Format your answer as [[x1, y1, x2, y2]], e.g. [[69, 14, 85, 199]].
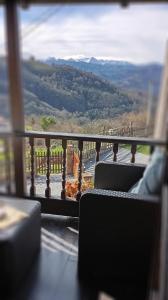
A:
[[0, 3, 168, 64]]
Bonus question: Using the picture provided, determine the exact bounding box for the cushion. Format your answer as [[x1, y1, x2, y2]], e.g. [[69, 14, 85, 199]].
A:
[[129, 148, 166, 195], [0, 198, 41, 295]]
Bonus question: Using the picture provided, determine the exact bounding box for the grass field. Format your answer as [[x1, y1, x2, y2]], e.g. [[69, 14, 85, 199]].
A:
[[122, 144, 150, 155], [34, 145, 63, 154]]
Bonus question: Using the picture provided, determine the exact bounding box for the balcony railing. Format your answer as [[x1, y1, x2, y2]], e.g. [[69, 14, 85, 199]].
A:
[[0, 130, 166, 216]]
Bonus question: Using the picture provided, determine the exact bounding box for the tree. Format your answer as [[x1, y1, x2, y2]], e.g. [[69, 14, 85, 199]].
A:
[[40, 116, 56, 131]]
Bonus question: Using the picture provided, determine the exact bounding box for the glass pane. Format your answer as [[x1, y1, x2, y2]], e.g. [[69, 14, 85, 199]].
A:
[[19, 3, 168, 137], [0, 6, 11, 130], [19, 3, 168, 197]]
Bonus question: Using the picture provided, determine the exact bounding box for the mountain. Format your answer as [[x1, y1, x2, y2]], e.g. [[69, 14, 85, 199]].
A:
[[46, 56, 131, 66], [23, 59, 143, 119], [0, 57, 146, 119], [45, 57, 162, 96], [0, 58, 61, 117]]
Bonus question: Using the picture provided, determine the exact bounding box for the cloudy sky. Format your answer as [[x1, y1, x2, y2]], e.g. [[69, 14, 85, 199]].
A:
[[0, 3, 168, 63]]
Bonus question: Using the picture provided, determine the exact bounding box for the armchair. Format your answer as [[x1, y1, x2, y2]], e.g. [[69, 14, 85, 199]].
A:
[[78, 162, 160, 300]]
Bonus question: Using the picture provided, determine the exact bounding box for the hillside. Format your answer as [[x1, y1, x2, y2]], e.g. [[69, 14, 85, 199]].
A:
[[46, 57, 162, 96], [0, 59, 60, 117], [0, 57, 143, 119]]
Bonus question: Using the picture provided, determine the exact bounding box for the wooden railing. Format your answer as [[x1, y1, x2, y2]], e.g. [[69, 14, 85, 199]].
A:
[[20, 131, 165, 198], [25, 142, 112, 175], [0, 130, 166, 215], [26, 150, 63, 175]]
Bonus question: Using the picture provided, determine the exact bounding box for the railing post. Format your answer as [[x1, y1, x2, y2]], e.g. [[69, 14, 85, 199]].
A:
[[5, 1, 25, 197], [29, 137, 36, 197], [45, 138, 51, 198], [113, 143, 118, 162], [96, 141, 101, 163], [150, 145, 155, 155], [76, 140, 83, 201], [131, 144, 137, 163], [61, 140, 67, 200]]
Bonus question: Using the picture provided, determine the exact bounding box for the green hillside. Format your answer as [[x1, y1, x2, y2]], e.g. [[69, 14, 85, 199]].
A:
[[0, 57, 144, 120], [47, 57, 162, 96], [22, 59, 142, 119]]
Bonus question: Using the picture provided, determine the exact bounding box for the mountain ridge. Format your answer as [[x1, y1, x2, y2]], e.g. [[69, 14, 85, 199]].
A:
[[22, 59, 141, 118], [45, 56, 162, 96], [0, 57, 144, 119]]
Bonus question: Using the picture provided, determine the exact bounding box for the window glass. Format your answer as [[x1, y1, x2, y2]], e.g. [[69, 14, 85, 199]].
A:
[[19, 3, 168, 137], [0, 6, 11, 130]]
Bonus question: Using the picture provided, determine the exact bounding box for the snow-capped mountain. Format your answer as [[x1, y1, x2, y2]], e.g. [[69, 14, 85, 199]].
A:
[[44, 56, 162, 96], [45, 56, 131, 66]]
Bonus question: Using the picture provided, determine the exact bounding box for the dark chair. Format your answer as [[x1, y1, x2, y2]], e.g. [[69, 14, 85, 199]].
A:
[[78, 162, 160, 300]]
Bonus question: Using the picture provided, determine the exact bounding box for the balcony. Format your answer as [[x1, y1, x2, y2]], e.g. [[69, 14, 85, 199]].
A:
[[0, 129, 166, 300], [0, 1, 168, 300]]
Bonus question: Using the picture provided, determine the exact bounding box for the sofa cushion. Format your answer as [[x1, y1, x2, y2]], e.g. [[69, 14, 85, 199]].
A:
[[129, 148, 166, 195], [0, 198, 41, 295]]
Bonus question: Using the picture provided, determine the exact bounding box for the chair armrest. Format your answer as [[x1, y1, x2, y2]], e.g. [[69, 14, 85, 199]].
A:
[[79, 188, 159, 225], [80, 188, 159, 208], [94, 162, 146, 191]]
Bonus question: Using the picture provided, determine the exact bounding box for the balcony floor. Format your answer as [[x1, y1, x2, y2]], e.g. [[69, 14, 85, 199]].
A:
[[8, 215, 99, 300]]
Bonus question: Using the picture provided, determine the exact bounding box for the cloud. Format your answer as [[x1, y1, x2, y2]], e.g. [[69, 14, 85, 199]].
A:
[[1, 4, 168, 63]]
